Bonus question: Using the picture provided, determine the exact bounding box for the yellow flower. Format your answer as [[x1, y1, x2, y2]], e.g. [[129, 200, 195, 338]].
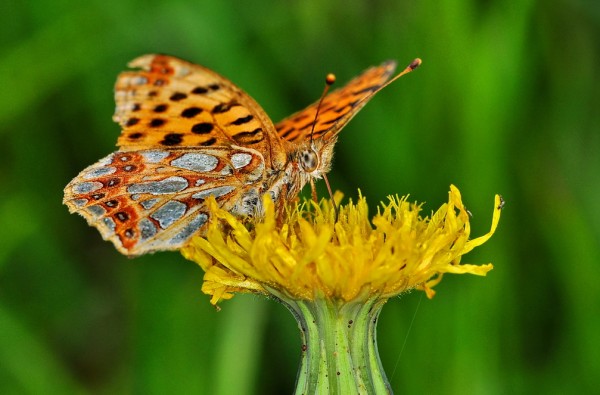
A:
[[183, 185, 502, 394], [181, 185, 502, 305]]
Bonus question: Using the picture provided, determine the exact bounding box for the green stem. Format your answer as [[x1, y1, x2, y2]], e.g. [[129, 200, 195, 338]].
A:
[[272, 289, 392, 395]]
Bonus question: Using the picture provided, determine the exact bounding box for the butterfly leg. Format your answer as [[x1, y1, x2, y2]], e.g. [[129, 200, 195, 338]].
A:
[[310, 178, 318, 202], [273, 184, 290, 227]]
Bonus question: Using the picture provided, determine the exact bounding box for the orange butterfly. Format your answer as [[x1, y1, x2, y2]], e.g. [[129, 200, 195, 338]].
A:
[[63, 55, 421, 256]]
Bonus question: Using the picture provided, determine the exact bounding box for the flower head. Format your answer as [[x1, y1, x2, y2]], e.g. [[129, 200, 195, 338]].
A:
[[182, 185, 502, 306]]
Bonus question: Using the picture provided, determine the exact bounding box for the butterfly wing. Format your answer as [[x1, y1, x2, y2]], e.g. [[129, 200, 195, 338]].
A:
[[275, 61, 397, 143], [113, 54, 287, 168], [65, 54, 282, 256], [64, 147, 265, 255]]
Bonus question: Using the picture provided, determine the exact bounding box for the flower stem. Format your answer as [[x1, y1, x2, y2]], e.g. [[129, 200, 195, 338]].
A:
[[273, 289, 392, 395]]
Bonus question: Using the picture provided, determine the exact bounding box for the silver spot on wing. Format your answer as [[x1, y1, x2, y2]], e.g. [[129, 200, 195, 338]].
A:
[[150, 200, 187, 229], [139, 218, 157, 240], [170, 213, 208, 245], [87, 205, 106, 217], [97, 154, 114, 166], [72, 198, 88, 208], [220, 166, 232, 175], [83, 166, 116, 180], [103, 217, 116, 233], [195, 179, 205, 186], [176, 66, 190, 77], [192, 186, 236, 200], [171, 153, 218, 172], [231, 153, 252, 169], [127, 176, 188, 195], [73, 181, 103, 194], [131, 76, 148, 85], [140, 198, 160, 209], [141, 150, 170, 163]]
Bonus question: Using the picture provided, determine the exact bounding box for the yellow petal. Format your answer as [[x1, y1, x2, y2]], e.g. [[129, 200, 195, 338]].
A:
[[181, 186, 502, 305]]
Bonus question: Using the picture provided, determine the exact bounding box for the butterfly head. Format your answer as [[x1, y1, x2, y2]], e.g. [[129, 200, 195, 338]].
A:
[[294, 136, 336, 180]]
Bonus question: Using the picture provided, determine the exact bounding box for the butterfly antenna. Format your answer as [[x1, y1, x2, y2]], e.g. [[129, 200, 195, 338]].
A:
[[382, 58, 422, 90], [309, 73, 336, 144], [308, 73, 338, 219]]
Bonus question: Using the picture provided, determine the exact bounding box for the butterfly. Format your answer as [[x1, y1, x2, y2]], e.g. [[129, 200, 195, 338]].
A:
[[63, 54, 421, 256]]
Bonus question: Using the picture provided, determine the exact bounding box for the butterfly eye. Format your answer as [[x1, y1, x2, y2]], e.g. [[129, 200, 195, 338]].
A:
[[300, 149, 319, 172]]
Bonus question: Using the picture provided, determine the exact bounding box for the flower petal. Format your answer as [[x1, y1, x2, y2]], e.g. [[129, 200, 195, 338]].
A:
[[181, 186, 501, 305]]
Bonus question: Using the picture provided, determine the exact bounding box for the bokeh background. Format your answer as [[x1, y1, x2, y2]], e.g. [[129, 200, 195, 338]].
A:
[[2, 0, 599, 393]]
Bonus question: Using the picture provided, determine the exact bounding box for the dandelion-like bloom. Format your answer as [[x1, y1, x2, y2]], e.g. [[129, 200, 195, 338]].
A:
[[182, 185, 502, 394]]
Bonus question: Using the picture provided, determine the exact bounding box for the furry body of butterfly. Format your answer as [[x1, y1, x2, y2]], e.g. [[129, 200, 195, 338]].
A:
[[63, 55, 420, 256]]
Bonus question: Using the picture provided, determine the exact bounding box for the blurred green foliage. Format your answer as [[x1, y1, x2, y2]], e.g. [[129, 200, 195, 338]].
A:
[[1, 0, 599, 393]]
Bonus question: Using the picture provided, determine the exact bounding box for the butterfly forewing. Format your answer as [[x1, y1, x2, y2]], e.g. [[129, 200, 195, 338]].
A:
[[114, 55, 287, 168], [275, 61, 397, 142]]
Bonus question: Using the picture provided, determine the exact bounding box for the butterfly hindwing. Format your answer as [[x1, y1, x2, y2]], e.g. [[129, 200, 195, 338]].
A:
[[63, 147, 265, 255]]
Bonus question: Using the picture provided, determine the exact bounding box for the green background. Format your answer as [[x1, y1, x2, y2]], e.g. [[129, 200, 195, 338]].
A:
[[2, 0, 599, 393]]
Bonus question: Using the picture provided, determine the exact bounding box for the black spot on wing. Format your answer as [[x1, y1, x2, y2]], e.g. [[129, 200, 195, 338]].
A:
[[200, 137, 217, 146], [297, 122, 313, 131], [191, 123, 214, 134], [230, 115, 254, 125], [181, 107, 203, 118], [149, 118, 166, 127], [212, 100, 239, 114], [321, 117, 340, 126], [170, 92, 187, 101], [212, 103, 231, 114], [128, 132, 144, 140], [312, 129, 330, 138], [334, 100, 359, 113], [161, 133, 183, 146], [279, 128, 296, 139], [192, 86, 208, 94], [233, 128, 264, 144], [353, 85, 383, 95], [153, 104, 168, 113], [126, 118, 140, 126]]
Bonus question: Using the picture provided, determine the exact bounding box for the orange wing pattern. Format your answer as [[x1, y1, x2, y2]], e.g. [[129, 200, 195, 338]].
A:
[[114, 55, 287, 168], [274, 61, 397, 143]]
